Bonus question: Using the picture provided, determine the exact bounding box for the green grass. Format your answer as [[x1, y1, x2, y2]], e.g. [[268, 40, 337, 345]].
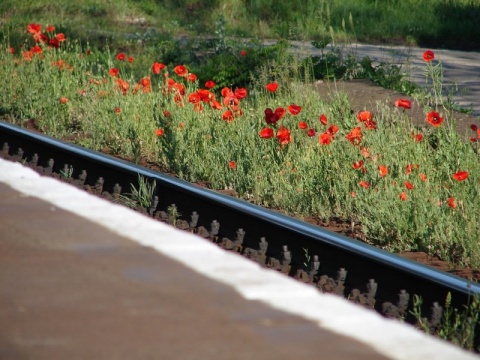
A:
[[2, 0, 480, 51]]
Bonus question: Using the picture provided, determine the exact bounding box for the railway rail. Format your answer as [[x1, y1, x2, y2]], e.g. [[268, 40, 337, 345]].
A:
[[1, 120, 479, 328]]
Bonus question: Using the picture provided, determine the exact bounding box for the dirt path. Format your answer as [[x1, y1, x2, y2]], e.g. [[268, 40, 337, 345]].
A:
[[286, 41, 480, 117]]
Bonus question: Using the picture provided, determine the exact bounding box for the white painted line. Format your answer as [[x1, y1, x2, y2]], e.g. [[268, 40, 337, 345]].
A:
[[0, 157, 477, 360]]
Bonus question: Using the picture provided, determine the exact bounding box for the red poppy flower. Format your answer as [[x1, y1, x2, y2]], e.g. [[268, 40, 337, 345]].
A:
[[199, 89, 214, 102], [274, 107, 286, 120], [116, 53, 126, 61], [288, 104, 302, 116], [115, 107, 121, 115], [357, 110, 372, 122], [46, 25, 56, 33], [352, 160, 364, 170], [405, 181, 414, 190], [27, 23, 42, 34], [276, 126, 292, 145], [31, 32, 46, 43], [172, 82, 186, 96], [210, 100, 223, 110], [187, 73, 197, 82], [55, 33, 66, 42], [155, 128, 164, 137], [31, 45, 42, 54], [240, 50, 247, 56], [196, 89, 213, 102], [116, 78, 129, 95], [399, 192, 408, 201], [447, 197, 457, 209], [163, 110, 172, 117], [134, 82, 151, 94], [222, 110, 234, 122], [359, 181, 370, 189], [327, 125, 339, 135], [205, 80, 216, 89], [229, 161, 236, 169], [346, 127, 362, 145], [419, 173, 428, 182], [174, 65, 188, 77], [470, 124, 478, 131], [109, 67, 119, 77], [266, 82, 278, 92], [139, 76, 151, 89], [259, 127, 274, 139], [452, 171, 469, 181], [264, 108, 279, 125], [8, 47, 14, 54], [152, 62, 165, 75], [188, 93, 200, 104], [307, 129, 316, 137], [48, 38, 59, 48], [319, 114, 327, 125], [426, 111, 443, 127], [223, 95, 237, 108], [59, 97, 68, 104], [221, 87, 233, 97], [395, 99, 412, 109], [168, 78, 178, 90], [128, 56, 134, 63], [378, 165, 388, 177], [422, 50, 435, 62], [298, 121, 308, 130], [234, 88, 247, 99], [319, 132, 332, 145]]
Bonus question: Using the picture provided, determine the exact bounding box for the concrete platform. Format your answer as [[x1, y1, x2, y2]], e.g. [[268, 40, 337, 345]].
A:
[[0, 158, 477, 360]]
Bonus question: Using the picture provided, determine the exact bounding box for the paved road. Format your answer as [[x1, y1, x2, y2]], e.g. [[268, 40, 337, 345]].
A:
[[287, 41, 480, 116]]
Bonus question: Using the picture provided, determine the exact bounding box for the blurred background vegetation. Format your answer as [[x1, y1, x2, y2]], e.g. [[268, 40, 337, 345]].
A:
[[2, 0, 479, 50], [1, 0, 479, 94]]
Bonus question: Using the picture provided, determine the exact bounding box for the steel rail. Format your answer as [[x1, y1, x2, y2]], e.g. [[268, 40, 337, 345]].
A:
[[1, 120, 478, 318]]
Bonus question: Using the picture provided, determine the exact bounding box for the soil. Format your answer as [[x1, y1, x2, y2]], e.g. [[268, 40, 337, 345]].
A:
[[19, 79, 480, 282]]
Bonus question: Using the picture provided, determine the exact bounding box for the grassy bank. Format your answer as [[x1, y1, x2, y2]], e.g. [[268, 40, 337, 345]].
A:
[[1, 23, 479, 269]]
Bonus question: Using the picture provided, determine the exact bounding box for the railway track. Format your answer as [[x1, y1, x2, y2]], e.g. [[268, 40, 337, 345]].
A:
[[1, 120, 479, 329]]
